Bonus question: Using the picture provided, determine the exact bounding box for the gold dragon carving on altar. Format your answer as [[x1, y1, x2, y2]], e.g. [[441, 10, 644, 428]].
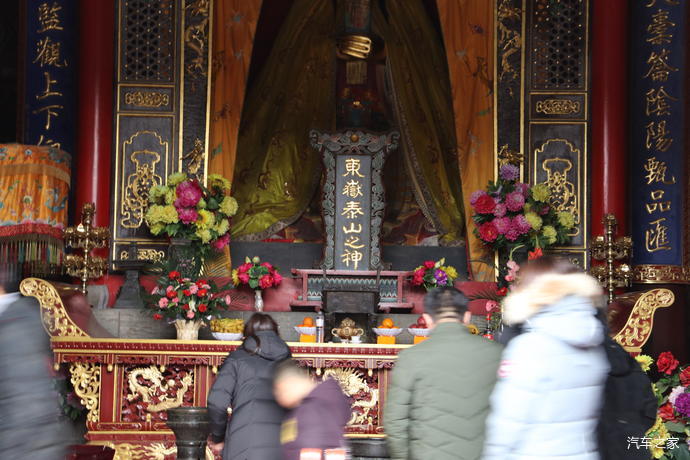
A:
[[323, 368, 378, 427], [126, 366, 194, 412], [92, 442, 179, 460]]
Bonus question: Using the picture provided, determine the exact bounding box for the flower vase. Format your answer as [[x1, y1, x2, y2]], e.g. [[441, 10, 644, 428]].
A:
[[175, 319, 204, 340], [254, 290, 264, 311], [169, 238, 203, 279]]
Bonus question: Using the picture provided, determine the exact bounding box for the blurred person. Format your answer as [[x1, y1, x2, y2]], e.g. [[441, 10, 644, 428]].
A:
[[482, 256, 609, 460], [207, 313, 291, 459], [596, 308, 656, 460], [273, 359, 350, 460], [384, 287, 502, 460], [0, 264, 66, 459]]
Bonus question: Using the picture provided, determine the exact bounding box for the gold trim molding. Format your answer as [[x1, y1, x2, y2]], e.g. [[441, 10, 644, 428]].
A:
[[123, 91, 170, 108], [535, 98, 580, 115], [20, 278, 88, 337], [633, 265, 690, 284], [612, 288, 674, 353], [70, 362, 101, 423]]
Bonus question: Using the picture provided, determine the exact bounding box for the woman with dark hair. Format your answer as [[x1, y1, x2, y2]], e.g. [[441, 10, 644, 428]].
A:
[[207, 313, 291, 459], [483, 256, 609, 460]]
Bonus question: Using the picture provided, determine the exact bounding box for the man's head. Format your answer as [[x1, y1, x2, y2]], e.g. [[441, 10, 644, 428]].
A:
[[422, 286, 471, 329], [273, 359, 317, 409]]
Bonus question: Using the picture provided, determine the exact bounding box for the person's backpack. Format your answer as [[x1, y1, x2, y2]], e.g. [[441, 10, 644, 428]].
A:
[[597, 336, 658, 460]]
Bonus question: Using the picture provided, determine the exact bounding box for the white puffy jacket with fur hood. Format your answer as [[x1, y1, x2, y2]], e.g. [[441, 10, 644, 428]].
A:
[[482, 272, 610, 460]]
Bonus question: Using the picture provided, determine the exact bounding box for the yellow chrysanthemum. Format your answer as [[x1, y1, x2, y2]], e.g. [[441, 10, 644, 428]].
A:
[[196, 209, 214, 229], [636, 354, 653, 372], [149, 222, 165, 235], [145, 205, 179, 227], [531, 183, 551, 202], [231, 269, 239, 286], [215, 218, 230, 235], [646, 417, 669, 459], [148, 185, 168, 204], [542, 225, 557, 245], [167, 172, 187, 186], [557, 212, 575, 229], [525, 212, 543, 231], [164, 188, 176, 205], [443, 265, 458, 280], [220, 196, 239, 216], [196, 228, 212, 243], [208, 174, 232, 192]]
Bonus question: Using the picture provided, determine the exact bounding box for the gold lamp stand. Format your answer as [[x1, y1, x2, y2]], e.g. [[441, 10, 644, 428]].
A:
[[64, 203, 109, 294], [590, 214, 632, 303]]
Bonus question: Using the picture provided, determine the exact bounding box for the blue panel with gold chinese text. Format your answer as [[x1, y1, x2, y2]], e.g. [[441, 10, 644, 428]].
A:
[[630, 0, 686, 266], [22, 0, 77, 155]]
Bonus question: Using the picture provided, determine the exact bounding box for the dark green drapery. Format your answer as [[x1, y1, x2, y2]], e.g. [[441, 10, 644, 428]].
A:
[[374, 0, 465, 245], [231, 0, 336, 240]]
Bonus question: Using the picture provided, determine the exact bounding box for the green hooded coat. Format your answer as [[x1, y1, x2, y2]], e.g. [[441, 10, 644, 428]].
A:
[[384, 322, 502, 460]]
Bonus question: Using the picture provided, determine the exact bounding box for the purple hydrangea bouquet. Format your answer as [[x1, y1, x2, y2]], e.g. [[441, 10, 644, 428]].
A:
[[470, 163, 575, 254]]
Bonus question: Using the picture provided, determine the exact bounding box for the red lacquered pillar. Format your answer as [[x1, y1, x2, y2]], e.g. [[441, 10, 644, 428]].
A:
[[74, 0, 115, 229], [590, 0, 628, 237]]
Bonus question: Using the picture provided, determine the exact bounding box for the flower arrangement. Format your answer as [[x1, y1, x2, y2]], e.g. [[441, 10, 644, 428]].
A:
[[637, 351, 690, 459], [145, 173, 238, 253], [232, 256, 283, 290], [410, 258, 459, 291], [470, 164, 575, 252], [147, 270, 230, 322]]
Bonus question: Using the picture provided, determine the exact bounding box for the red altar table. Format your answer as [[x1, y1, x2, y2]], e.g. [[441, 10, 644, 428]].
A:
[[20, 276, 674, 459], [21, 278, 406, 459]]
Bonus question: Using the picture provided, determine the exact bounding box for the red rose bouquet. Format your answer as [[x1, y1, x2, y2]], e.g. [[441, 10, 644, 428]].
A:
[[147, 270, 230, 322], [410, 259, 459, 291], [231, 256, 283, 290], [637, 351, 690, 459]]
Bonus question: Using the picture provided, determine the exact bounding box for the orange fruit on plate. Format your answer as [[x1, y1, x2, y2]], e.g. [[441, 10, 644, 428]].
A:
[[382, 318, 394, 328], [303, 317, 314, 327]]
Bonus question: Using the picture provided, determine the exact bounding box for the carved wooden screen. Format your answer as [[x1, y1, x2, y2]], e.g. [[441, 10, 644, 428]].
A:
[[495, 0, 590, 267], [110, 0, 212, 268]]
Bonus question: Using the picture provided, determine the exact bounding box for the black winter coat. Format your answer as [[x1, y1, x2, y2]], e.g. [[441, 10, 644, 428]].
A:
[[597, 336, 657, 460], [207, 330, 291, 460]]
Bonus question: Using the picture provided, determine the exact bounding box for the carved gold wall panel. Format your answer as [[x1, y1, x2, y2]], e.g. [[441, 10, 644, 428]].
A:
[[112, 0, 213, 270], [120, 133, 166, 229], [512, 0, 590, 267]]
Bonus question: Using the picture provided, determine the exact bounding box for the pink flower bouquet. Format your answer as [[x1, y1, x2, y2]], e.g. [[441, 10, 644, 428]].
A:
[[147, 270, 229, 321], [145, 173, 238, 253], [470, 164, 575, 253]]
